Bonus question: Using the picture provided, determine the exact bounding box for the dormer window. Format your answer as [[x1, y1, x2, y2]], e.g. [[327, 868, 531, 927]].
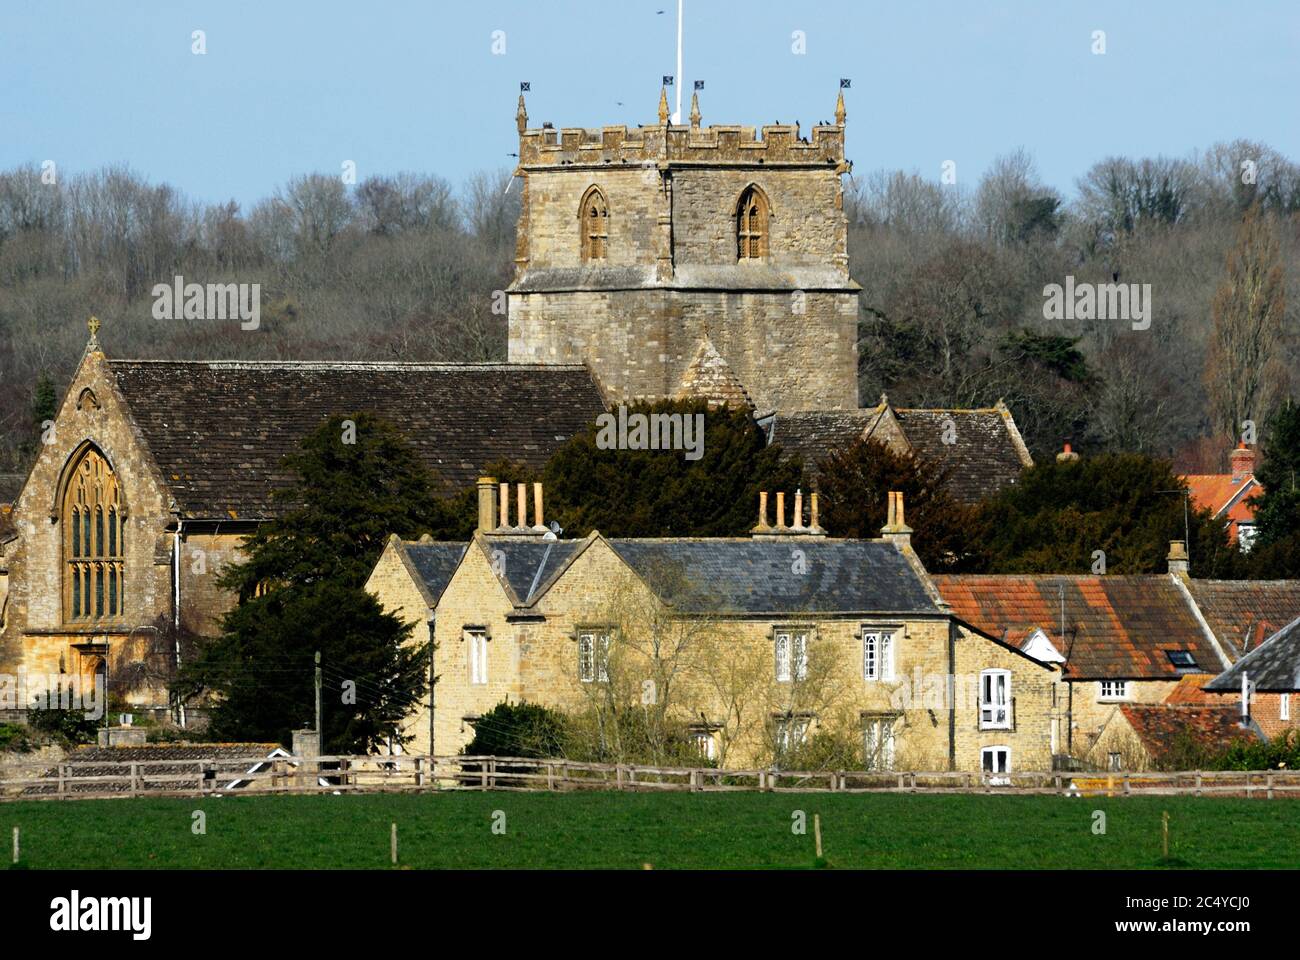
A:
[[737, 184, 769, 260], [580, 186, 608, 260]]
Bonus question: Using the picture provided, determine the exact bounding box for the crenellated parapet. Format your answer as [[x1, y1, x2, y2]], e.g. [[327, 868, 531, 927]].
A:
[[516, 87, 849, 170]]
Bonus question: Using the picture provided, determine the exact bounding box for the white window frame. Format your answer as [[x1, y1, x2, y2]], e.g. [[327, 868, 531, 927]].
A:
[[578, 630, 611, 683], [979, 669, 1011, 730], [864, 714, 897, 771], [775, 715, 810, 755], [466, 629, 489, 685], [862, 628, 896, 682], [1097, 680, 1131, 702], [1108, 751, 1123, 771], [981, 745, 1010, 783], [1281, 693, 1291, 722], [689, 729, 717, 761], [775, 629, 808, 683]]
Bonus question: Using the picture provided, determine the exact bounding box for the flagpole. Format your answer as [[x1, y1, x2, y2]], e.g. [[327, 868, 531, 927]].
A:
[[673, 0, 683, 123]]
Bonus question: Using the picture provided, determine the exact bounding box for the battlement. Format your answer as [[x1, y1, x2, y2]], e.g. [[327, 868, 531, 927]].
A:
[[516, 88, 849, 170]]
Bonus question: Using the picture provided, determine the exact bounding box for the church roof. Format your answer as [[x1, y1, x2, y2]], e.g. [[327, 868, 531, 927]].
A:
[[107, 360, 607, 520], [767, 401, 1034, 503]]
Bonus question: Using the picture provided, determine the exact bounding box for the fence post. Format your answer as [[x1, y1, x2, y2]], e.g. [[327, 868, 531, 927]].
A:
[[1266, 772, 1274, 800], [616, 765, 624, 791], [547, 762, 554, 791], [1123, 773, 1130, 796], [1194, 770, 1202, 798], [57, 764, 66, 800], [130, 763, 139, 798]]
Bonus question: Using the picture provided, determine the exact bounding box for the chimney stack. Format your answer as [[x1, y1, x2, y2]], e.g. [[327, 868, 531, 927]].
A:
[[476, 477, 497, 534], [1056, 442, 1080, 463], [1167, 540, 1190, 577], [881, 490, 913, 547], [1230, 442, 1255, 483], [752, 490, 826, 538]]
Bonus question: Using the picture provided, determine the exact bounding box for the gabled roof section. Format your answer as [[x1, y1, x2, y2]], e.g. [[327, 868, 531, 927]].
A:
[[1206, 616, 1300, 693], [399, 540, 469, 608], [1118, 704, 1259, 762], [479, 536, 586, 607], [106, 359, 607, 519], [675, 336, 755, 409], [605, 538, 941, 616], [934, 574, 1224, 680], [767, 398, 1032, 503], [1181, 579, 1300, 660]]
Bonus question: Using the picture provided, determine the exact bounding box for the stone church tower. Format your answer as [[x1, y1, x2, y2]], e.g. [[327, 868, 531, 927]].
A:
[[507, 87, 860, 413]]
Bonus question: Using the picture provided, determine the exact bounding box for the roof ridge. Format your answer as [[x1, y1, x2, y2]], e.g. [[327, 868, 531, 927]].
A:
[[110, 359, 589, 371]]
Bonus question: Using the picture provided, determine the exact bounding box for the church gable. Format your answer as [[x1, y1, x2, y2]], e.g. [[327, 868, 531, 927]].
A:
[[675, 336, 754, 409]]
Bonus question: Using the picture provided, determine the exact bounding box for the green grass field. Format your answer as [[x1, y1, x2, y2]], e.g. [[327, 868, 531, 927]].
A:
[[3, 791, 1298, 869]]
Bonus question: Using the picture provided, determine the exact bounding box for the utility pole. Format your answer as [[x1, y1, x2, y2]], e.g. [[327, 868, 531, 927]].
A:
[[314, 651, 322, 752]]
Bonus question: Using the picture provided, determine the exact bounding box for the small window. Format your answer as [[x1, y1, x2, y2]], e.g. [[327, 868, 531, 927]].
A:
[[466, 629, 488, 685], [578, 630, 611, 683], [863, 629, 895, 682], [775, 630, 808, 683], [1098, 680, 1130, 701], [979, 669, 1011, 729], [981, 745, 1010, 783], [736, 185, 769, 260], [579, 186, 609, 261], [1281, 694, 1291, 722], [864, 714, 897, 771], [1108, 752, 1123, 771], [689, 729, 717, 761], [774, 715, 810, 756], [1166, 650, 1198, 671]]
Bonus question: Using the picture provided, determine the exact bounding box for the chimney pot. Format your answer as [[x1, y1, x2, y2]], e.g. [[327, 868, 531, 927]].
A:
[[499, 482, 510, 529], [1167, 539, 1190, 577], [533, 482, 545, 530], [793, 489, 805, 530], [754, 491, 771, 533], [516, 483, 527, 531], [775, 492, 786, 530], [1057, 442, 1080, 463]]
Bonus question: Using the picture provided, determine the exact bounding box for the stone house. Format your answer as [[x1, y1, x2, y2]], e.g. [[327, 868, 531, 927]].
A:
[[1084, 703, 1261, 772], [367, 482, 1060, 773]]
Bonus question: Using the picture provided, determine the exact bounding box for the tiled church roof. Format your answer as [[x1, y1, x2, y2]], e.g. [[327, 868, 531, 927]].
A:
[[108, 360, 606, 520], [768, 401, 1033, 503]]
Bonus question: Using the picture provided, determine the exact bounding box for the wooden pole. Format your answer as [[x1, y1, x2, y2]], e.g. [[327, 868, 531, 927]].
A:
[[391, 822, 397, 865], [814, 813, 823, 859], [314, 651, 323, 752], [1161, 811, 1169, 859], [11, 826, 17, 864]]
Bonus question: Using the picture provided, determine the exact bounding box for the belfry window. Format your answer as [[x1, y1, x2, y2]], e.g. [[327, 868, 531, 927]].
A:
[[737, 185, 769, 260], [63, 447, 125, 623], [580, 186, 609, 260]]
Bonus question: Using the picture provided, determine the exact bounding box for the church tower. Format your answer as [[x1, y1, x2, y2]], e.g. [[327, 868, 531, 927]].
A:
[[507, 87, 860, 413]]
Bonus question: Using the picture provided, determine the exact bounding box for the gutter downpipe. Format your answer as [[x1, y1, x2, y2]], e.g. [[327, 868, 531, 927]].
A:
[[173, 519, 186, 728]]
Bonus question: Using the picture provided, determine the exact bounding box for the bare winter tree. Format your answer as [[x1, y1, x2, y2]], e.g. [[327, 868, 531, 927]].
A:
[[1204, 205, 1289, 440]]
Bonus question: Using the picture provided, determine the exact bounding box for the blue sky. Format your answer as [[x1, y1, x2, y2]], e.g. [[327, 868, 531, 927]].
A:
[[3, 0, 1298, 208]]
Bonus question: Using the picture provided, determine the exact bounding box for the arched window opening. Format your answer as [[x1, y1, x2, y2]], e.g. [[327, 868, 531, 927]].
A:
[[580, 186, 609, 261], [737, 185, 770, 260], [62, 447, 124, 624]]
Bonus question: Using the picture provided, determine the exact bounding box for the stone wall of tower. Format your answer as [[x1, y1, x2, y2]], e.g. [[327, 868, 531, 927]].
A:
[[509, 289, 858, 411]]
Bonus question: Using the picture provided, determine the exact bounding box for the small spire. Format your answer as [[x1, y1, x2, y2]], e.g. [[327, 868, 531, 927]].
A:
[[87, 315, 101, 346], [658, 86, 670, 125], [516, 92, 528, 135], [834, 88, 846, 125], [689, 90, 701, 128]]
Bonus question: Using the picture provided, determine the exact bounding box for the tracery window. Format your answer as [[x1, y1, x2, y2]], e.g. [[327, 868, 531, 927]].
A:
[[737, 185, 769, 260], [63, 447, 125, 623], [580, 186, 609, 260]]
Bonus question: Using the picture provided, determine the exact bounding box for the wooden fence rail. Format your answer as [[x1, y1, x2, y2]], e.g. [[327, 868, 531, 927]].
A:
[[2, 755, 1299, 802]]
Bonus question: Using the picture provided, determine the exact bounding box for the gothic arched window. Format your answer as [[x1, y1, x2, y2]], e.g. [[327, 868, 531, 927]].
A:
[[580, 186, 609, 261], [62, 446, 125, 623], [737, 185, 770, 260]]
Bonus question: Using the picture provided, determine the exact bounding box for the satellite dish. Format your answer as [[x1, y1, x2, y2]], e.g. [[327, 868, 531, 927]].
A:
[[548, 520, 564, 537]]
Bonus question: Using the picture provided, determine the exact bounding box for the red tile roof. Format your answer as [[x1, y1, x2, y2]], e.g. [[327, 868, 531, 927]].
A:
[[934, 574, 1225, 680], [1118, 704, 1257, 763], [1183, 580, 1300, 660], [1185, 474, 1259, 543]]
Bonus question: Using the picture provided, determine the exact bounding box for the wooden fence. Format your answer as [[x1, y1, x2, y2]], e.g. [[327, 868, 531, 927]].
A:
[[3, 754, 1299, 801]]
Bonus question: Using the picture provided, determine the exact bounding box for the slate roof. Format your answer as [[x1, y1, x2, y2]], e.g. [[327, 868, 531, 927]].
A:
[[401, 542, 468, 605], [606, 538, 941, 615], [934, 574, 1228, 680], [1118, 704, 1258, 762], [482, 537, 585, 606], [768, 404, 1032, 503], [1181, 579, 1300, 660], [107, 360, 606, 519], [1206, 617, 1300, 692]]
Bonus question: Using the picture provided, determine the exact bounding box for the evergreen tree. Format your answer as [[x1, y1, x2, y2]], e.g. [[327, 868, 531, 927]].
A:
[[815, 437, 984, 571], [1252, 397, 1300, 547], [181, 413, 442, 751], [542, 399, 802, 537]]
